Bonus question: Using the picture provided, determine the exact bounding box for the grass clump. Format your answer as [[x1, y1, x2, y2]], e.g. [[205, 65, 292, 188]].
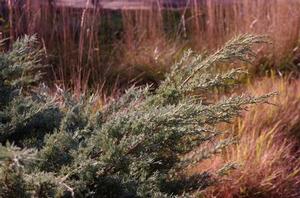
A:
[[190, 77, 300, 198], [0, 34, 271, 197]]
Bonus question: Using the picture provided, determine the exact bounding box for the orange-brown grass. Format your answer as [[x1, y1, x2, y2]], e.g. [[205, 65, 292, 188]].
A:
[[4, 0, 300, 92], [188, 76, 300, 198], [189, 0, 300, 64]]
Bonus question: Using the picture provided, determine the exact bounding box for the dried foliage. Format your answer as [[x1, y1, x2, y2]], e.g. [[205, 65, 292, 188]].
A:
[[3, 0, 299, 92], [190, 77, 300, 198]]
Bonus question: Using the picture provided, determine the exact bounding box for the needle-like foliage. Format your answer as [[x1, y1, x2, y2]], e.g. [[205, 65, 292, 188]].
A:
[[0, 35, 272, 197]]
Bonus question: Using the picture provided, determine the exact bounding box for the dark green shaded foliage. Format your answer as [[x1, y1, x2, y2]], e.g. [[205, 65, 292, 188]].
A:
[[0, 35, 62, 148], [0, 35, 272, 197]]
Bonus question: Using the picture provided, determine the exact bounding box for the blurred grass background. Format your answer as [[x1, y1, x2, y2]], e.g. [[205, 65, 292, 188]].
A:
[[1, 0, 299, 95]]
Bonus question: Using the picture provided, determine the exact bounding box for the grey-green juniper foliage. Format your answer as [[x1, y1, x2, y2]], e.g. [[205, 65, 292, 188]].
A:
[[0, 35, 62, 148], [0, 35, 272, 197]]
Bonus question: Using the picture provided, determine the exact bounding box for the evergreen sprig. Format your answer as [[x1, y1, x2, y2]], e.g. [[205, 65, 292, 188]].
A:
[[0, 34, 272, 197]]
